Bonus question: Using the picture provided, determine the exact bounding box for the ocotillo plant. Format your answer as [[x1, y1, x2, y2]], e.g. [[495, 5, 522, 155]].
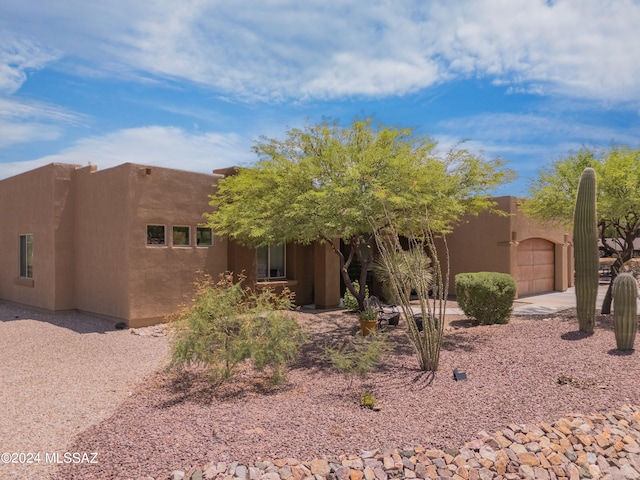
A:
[[573, 167, 599, 333], [613, 273, 637, 351]]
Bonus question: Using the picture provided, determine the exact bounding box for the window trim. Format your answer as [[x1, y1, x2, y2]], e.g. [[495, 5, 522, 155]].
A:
[[19, 233, 34, 279], [146, 224, 167, 246], [196, 227, 213, 247], [172, 225, 191, 247], [257, 244, 286, 280]]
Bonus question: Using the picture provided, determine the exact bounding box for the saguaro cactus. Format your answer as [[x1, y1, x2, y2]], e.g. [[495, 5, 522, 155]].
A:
[[613, 273, 637, 350], [573, 167, 599, 333]]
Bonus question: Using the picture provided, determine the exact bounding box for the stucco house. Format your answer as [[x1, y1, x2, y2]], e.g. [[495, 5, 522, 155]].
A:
[[0, 163, 340, 327], [0, 163, 571, 327], [442, 195, 573, 296]]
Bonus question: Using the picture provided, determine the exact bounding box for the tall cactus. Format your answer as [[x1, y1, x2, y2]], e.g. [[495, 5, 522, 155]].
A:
[[613, 273, 637, 350], [573, 167, 598, 333]]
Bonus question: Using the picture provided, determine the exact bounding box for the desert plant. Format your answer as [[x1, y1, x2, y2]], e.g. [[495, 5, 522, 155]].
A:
[[343, 280, 369, 312], [373, 249, 433, 304], [372, 211, 449, 373], [325, 331, 392, 378], [360, 391, 376, 409], [169, 273, 305, 385], [613, 272, 638, 350], [455, 272, 516, 325], [573, 167, 599, 333]]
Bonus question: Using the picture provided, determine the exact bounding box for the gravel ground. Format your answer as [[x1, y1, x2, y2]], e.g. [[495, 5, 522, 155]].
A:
[[48, 307, 640, 480], [0, 303, 169, 480]]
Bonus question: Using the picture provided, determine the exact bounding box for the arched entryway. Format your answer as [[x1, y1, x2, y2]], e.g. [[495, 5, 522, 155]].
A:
[[517, 238, 555, 296]]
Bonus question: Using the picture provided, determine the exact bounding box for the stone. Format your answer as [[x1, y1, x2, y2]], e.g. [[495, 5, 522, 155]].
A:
[[309, 459, 331, 477], [261, 473, 281, 480], [278, 466, 293, 479], [363, 466, 376, 480], [518, 464, 535, 479], [509, 443, 528, 455], [235, 465, 248, 480], [334, 467, 350, 480], [249, 467, 261, 480], [518, 452, 540, 466], [479, 446, 497, 462], [349, 469, 364, 480], [620, 464, 640, 479], [170, 471, 186, 480], [373, 466, 386, 480], [524, 442, 541, 453], [477, 468, 494, 480], [533, 466, 550, 480]]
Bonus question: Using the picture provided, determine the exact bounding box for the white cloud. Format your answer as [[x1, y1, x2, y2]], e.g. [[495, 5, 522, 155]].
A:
[[2, 1, 640, 102], [0, 34, 59, 94], [0, 97, 85, 147], [0, 126, 255, 180]]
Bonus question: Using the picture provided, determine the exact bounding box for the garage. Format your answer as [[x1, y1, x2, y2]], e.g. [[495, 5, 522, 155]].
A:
[[517, 238, 555, 296]]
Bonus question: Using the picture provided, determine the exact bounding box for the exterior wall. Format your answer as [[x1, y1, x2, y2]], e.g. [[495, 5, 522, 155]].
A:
[[0, 164, 77, 311], [0, 162, 341, 325], [443, 196, 571, 297], [126, 165, 227, 326], [73, 164, 133, 321]]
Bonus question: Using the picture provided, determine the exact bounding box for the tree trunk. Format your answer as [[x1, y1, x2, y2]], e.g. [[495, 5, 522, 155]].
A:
[[322, 235, 372, 312]]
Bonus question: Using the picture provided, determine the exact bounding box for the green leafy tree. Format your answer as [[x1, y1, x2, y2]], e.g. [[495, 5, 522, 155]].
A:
[[207, 117, 514, 311], [524, 146, 640, 314]]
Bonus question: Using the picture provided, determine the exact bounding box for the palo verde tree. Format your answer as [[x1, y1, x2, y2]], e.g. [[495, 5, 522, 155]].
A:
[[524, 145, 640, 314], [207, 117, 514, 311]]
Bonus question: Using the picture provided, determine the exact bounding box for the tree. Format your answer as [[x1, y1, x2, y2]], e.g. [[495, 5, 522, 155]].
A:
[[523, 146, 640, 314], [206, 117, 514, 311]]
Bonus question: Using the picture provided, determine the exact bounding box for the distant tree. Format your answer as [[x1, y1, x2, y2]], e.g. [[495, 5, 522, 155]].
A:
[[523, 146, 640, 314], [206, 117, 514, 311]]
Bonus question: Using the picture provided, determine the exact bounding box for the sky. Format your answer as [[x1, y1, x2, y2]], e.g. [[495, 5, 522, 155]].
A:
[[1, 0, 639, 196]]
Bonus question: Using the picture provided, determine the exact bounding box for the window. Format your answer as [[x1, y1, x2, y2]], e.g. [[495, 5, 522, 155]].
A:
[[19, 234, 33, 278], [147, 225, 166, 245], [196, 227, 213, 246], [257, 244, 285, 280], [172, 226, 190, 246]]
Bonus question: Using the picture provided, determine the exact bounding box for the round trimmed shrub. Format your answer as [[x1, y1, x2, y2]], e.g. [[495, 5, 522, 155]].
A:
[[455, 272, 517, 325]]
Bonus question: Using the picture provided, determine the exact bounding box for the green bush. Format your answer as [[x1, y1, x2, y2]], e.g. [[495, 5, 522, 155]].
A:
[[343, 280, 369, 311], [325, 331, 392, 377], [455, 272, 516, 325], [169, 273, 305, 385]]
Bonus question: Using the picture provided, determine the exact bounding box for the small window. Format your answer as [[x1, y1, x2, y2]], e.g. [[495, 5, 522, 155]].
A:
[[172, 226, 190, 246], [257, 244, 286, 280], [19, 234, 33, 278], [197, 227, 213, 246], [147, 225, 166, 245]]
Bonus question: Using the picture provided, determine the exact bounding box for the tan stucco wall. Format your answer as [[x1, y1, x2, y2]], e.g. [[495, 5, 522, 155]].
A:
[[126, 165, 228, 325], [0, 162, 340, 325], [442, 196, 571, 297], [0, 164, 77, 311], [72, 163, 228, 326]]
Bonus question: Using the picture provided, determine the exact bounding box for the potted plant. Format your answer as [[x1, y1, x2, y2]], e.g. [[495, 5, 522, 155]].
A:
[[358, 305, 378, 336]]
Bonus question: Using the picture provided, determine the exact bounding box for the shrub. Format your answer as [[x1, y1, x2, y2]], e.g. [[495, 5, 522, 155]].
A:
[[455, 272, 516, 325], [343, 280, 368, 312], [325, 331, 392, 378], [169, 273, 305, 385]]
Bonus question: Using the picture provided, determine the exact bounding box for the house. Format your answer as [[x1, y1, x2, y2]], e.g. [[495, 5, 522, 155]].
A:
[[0, 163, 341, 327], [0, 164, 570, 327], [442, 196, 572, 297]]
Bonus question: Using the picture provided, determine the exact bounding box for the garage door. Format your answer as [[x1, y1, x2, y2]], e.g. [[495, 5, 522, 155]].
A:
[[517, 238, 554, 296]]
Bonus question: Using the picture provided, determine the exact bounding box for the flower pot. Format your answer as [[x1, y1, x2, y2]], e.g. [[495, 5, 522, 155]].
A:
[[359, 319, 378, 336]]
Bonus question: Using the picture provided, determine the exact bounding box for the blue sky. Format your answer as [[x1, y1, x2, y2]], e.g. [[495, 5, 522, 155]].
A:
[[1, 1, 639, 196]]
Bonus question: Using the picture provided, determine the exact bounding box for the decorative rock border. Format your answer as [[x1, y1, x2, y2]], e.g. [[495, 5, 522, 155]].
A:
[[162, 405, 640, 480]]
